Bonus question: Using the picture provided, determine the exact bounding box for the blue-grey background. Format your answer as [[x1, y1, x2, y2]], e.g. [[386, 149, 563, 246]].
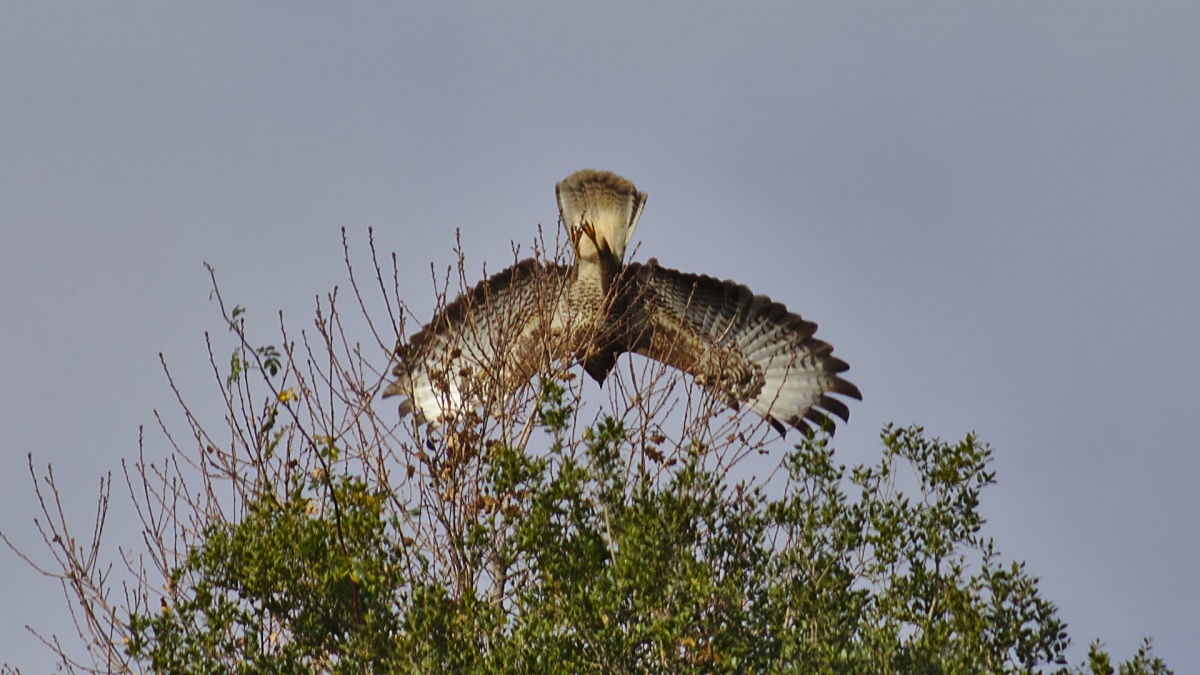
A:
[[3, 3, 1196, 670]]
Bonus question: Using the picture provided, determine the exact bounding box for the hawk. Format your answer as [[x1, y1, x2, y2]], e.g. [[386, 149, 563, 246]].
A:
[[383, 169, 860, 435]]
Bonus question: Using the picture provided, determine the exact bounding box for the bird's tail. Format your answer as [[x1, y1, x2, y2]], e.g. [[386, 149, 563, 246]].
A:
[[556, 169, 647, 263]]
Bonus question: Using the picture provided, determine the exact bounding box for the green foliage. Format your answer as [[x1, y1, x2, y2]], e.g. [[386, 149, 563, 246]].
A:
[[11, 255, 1169, 674], [127, 470, 406, 672], [121, 379, 1170, 673], [224, 305, 281, 388], [1083, 639, 1172, 675]]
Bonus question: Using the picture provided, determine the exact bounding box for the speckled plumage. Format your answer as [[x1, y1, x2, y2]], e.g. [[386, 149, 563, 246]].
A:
[[384, 169, 860, 435]]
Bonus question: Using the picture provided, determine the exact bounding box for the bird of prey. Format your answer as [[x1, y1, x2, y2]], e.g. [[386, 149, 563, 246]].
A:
[[383, 169, 860, 435]]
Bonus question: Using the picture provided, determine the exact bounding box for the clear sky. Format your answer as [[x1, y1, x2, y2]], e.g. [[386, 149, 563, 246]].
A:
[[3, 2, 1197, 670]]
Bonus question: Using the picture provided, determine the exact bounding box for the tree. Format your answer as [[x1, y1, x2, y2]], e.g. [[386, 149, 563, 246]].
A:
[[2, 231, 1171, 673]]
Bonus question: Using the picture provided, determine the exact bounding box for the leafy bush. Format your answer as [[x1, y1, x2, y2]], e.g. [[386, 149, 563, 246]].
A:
[[3, 234, 1170, 673]]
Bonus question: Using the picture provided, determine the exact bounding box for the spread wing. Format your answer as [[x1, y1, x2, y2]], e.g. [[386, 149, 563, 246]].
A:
[[383, 259, 572, 425], [621, 259, 861, 435]]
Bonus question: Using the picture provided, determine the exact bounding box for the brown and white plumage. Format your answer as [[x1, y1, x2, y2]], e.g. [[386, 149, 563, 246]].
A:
[[387, 259, 571, 425], [616, 261, 859, 434], [383, 169, 860, 435]]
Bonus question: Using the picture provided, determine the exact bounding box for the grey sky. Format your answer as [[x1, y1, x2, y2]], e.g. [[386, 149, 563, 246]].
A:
[[3, 2, 1197, 670]]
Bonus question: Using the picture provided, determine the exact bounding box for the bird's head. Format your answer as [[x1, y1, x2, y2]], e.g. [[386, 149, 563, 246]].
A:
[[556, 169, 647, 265]]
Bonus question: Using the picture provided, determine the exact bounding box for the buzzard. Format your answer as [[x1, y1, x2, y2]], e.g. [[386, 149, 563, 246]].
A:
[[383, 169, 860, 435]]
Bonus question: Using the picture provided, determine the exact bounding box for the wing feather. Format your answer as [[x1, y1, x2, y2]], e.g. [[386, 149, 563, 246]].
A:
[[384, 259, 572, 425], [621, 259, 861, 435]]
